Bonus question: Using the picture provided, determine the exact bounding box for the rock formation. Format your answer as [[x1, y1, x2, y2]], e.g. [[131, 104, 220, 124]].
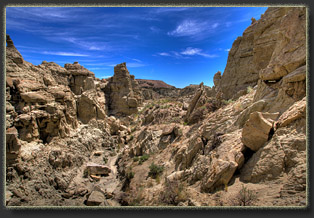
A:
[[105, 63, 143, 116], [5, 6, 307, 207], [65, 62, 95, 95], [214, 7, 306, 101]]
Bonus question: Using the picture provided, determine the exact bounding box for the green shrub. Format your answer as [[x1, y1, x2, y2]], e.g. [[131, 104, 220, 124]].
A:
[[103, 157, 108, 164], [138, 154, 149, 165], [247, 86, 253, 94], [126, 171, 134, 180], [148, 162, 164, 179], [133, 156, 139, 162], [222, 99, 234, 105]]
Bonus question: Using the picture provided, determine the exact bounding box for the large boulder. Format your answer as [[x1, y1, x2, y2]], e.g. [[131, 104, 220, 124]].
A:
[[86, 162, 111, 176], [86, 191, 106, 206], [242, 111, 278, 151]]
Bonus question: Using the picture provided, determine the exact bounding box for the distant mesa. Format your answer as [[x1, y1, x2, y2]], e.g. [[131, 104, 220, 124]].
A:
[[136, 79, 176, 89]]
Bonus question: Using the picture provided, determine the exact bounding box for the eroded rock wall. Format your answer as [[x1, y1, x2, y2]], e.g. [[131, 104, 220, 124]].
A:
[[215, 7, 306, 102]]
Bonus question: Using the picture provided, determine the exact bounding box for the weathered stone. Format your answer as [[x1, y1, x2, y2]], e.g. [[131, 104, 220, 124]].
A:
[[77, 91, 106, 124], [86, 162, 111, 176], [283, 65, 306, 83], [276, 97, 306, 128], [6, 127, 21, 165], [20, 91, 52, 103], [242, 112, 274, 151], [86, 191, 105, 206], [201, 159, 238, 193]]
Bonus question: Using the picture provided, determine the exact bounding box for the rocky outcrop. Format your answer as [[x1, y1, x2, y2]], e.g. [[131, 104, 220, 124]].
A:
[[215, 7, 305, 101], [77, 90, 106, 124], [184, 83, 217, 124], [252, 7, 306, 114], [184, 83, 205, 123], [65, 62, 95, 95], [105, 63, 143, 116], [6, 35, 24, 65]]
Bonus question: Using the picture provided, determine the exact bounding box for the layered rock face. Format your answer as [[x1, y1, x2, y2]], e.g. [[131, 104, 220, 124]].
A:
[[215, 7, 306, 101], [105, 63, 143, 116], [5, 35, 110, 147]]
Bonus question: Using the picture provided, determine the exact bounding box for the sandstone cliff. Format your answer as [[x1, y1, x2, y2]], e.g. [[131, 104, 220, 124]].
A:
[[215, 7, 306, 102]]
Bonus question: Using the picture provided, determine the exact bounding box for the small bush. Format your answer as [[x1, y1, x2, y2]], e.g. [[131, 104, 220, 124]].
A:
[[126, 171, 134, 180], [222, 99, 234, 105], [138, 154, 149, 165], [230, 185, 257, 206], [148, 162, 164, 179], [133, 156, 139, 162], [159, 179, 187, 205], [131, 127, 137, 133], [128, 186, 144, 206], [247, 86, 253, 94], [103, 157, 108, 164]]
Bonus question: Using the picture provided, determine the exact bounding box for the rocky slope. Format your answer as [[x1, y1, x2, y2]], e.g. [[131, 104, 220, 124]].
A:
[[5, 6, 307, 207]]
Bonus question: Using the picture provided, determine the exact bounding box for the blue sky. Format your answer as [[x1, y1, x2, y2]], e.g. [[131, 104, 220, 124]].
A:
[[6, 6, 267, 88]]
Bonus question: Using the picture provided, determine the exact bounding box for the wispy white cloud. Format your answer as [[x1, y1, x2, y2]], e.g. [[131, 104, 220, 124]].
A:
[[158, 52, 171, 56], [168, 20, 204, 37], [131, 58, 142, 63], [41, 51, 89, 57], [101, 75, 112, 79], [225, 48, 230, 52], [181, 47, 202, 55], [157, 47, 218, 59], [211, 23, 219, 29], [168, 19, 220, 39], [181, 47, 218, 58], [150, 26, 160, 33]]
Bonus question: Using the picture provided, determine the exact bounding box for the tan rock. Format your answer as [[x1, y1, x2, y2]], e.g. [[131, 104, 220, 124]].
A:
[[86, 162, 111, 176], [20, 91, 53, 103], [86, 191, 106, 206], [106, 63, 143, 116], [242, 112, 274, 151], [201, 159, 238, 192], [276, 97, 306, 128], [77, 91, 106, 124], [215, 7, 305, 100], [6, 127, 21, 165]]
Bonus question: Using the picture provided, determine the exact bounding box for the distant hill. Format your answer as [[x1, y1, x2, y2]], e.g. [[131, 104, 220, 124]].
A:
[[136, 79, 176, 89]]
